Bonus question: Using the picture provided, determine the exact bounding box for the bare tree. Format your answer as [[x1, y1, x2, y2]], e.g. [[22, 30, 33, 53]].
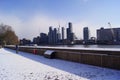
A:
[[0, 23, 19, 45]]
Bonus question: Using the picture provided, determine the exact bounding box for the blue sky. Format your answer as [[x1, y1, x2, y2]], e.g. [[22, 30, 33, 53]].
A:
[[0, 0, 120, 39]]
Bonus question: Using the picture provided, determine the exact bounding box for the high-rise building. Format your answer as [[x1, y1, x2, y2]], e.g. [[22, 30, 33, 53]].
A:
[[53, 28, 57, 44], [97, 27, 120, 44], [83, 27, 89, 41], [68, 22, 73, 32], [66, 22, 74, 43], [48, 26, 61, 45], [61, 27, 65, 40], [57, 27, 61, 42], [48, 26, 53, 44], [67, 28, 70, 40]]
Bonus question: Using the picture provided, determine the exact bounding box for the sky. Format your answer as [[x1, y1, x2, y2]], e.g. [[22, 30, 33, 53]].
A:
[[0, 0, 120, 40]]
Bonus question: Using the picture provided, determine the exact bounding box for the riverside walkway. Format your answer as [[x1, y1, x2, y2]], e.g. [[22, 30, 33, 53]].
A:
[[0, 48, 120, 80]]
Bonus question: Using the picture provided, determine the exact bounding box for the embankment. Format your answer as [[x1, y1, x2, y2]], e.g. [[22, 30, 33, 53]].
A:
[[5, 45, 120, 70]]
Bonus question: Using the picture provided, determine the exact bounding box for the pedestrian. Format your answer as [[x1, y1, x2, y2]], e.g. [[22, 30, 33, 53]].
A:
[[16, 45, 19, 53]]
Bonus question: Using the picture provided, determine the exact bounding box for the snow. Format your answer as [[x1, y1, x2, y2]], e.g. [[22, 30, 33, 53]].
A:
[[0, 48, 120, 80], [6, 45, 120, 52], [36, 46, 120, 52], [44, 50, 55, 55]]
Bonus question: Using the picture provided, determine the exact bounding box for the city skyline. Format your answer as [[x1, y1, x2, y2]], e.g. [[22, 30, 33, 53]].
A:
[[20, 24, 120, 45], [0, 0, 120, 40]]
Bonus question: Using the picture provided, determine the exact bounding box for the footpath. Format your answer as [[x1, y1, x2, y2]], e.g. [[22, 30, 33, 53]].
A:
[[0, 48, 120, 80]]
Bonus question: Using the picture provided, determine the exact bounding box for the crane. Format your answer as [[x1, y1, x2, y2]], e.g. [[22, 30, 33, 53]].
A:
[[108, 22, 116, 42]]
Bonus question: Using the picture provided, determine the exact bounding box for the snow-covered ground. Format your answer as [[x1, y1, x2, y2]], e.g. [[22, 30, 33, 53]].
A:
[[0, 48, 120, 80]]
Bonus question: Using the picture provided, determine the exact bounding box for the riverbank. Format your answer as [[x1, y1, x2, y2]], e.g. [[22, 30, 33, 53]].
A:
[[5, 45, 120, 70], [0, 48, 120, 80]]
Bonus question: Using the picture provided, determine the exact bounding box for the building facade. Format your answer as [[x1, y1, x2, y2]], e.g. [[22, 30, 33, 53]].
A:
[[66, 22, 75, 43], [97, 27, 120, 44], [33, 36, 40, 45], [48, 26, 61, 45], [20, 38, 31, 45], [83, 27, 89, 42], [40, 33, 48, 44], [61, 27, 64, 40]]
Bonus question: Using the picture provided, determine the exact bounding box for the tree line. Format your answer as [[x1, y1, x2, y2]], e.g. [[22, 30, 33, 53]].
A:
[[0, 23, 19, 45]]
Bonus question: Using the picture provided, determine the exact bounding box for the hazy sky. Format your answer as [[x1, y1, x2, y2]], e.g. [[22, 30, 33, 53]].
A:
[[0, 0, 120, 40]]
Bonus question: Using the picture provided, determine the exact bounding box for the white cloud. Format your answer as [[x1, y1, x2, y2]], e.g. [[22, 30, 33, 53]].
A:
[[0, 14, 23, 38], [26, 14, 68, 39], [0, 13, 67, 40]]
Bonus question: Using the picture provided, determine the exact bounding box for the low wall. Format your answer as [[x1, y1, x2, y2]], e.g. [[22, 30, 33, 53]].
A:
[[5, 45, 120, 70]]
